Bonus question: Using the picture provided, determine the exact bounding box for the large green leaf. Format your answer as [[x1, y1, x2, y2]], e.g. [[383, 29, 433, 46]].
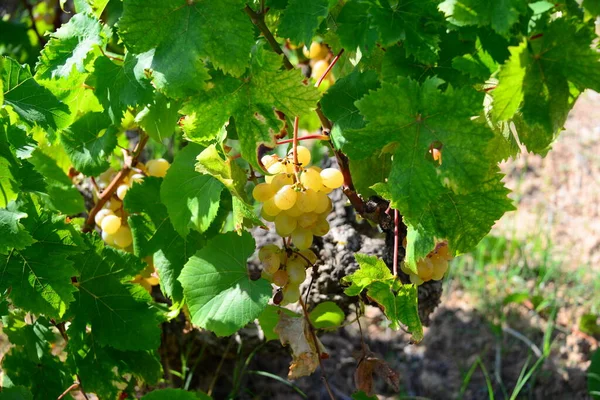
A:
[[160, 143, 224, 237], [136, 93, 180, 143], [0, 202, 34, 254], [278, 0, 330, 45], [119, 0, 254, 98], [438, 0, 525, 34], [179, 231, 272, 336]]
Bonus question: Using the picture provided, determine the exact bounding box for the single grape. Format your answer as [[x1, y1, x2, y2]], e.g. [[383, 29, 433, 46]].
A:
[[300, 168, 322, 191], [113, 226, 133, 248], [273, 289, 284, 305], [259, 244, 280, 261], [129, 173, 145, 185], [275, 213, 298, 237], [319, 185, 333, 194], [282, 284, 301, 304], [312, 218, 330, 237], [410, 273, 424, 286], [285, 161, 295, 174], [311, 60, 329, 79], [116, 184, 129, 200], [252, 183, 275, 202], [95, 209, 114, 226], [400, 262, 411, 275], [262, 198, 282, 216], [284, 204, 303, 217], [261, 155, 279, 170], [291, 228, 313, 250], [274, 185, 298, 210], [431, 259, 447, 280], [288, 145, 311, 167], [105, 199, 122, 211], [308, 41, 329, 59], [320, 168, 344, 189], [313, 192, 331, 214], [260, 207, 276, 222], [298, 249, 317, 265], [267, 161, 287, 175], [417, 258, 434, 281], [270, 174, 294, 191], [263, 253, 281, 274], [287, 259, 307, 284], [261, 270, 274, 283], [102, 230, 115, 246], [436, 243, 452, 260], [297, 213, 318, 229], [295, 189, 317, 213], [146, 158, 170, 178], [273, 270, 289, 287], [101, 215, 121, 235]]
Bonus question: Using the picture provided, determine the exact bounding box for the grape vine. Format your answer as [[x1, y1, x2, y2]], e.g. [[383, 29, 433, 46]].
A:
[[0, 0, 599, 398]]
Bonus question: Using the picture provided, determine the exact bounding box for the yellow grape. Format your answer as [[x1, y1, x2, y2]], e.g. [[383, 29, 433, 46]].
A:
[[116, 184, 129, 200], [253, 183, 274, 202], [287, 259, 307, 284], [436, 243, 452, 261], [262, 198, 282, 216], [288, 145, 311, 167], [313, 192, 331, 214], [309, 41, 329, 59], [261, 155, 279, 170], [410, 273, 424, 286], [285, 204, 303, 217], [291, 228, 313, 250], [300, 167, 322, 191], [270, 173, 294, 191], [431, 258, 447, 280], [285, 161, 295, 174], [260, 207, 276, 222], [146, 158, 170, 178], [400, 262, 411, 275], [295, 189, 317, 213], [319, 185, 333, 194], [320, 168, 344, 189], [297, 213, 318, 229], [275, 213, 297, 237], [129, 173, 145, 185], [311, 59, 329, 79], [259, 244, 280, 261], [102, 231, 115, 246], [101, 215, 121, 235], [263, 253, 281, 274], [113, 226, 133, 248], [273, 270, 289, 287], [267, 161, 287, 175], [282, 284, 301, 304], [95, 209, 114, 226], [312, 218, 330, 237], [261, 270, 274, 283], [417, 258, 434, 281], [299, 249, 317, 265], [105, 199, 122, 211], [273, 185, 297, 210]]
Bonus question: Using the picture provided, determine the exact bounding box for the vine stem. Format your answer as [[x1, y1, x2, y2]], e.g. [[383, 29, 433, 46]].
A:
[[244, 5, 294, 70], [52, 321, 89, 400], [82, 133, 149, 233], [315, 49, 344, 88], [298, 298, 336, 400], [57, 382, 80, 400], [393, 209, 399, 276], [276, 134, 329, 145]]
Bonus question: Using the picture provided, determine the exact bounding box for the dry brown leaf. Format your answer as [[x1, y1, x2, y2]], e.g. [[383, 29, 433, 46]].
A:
[[274, 312, 328, 379], [354, 345, 400, 395]]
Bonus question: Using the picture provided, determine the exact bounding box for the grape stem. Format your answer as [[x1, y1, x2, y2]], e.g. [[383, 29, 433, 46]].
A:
[[276, 134, 329, 145], [244, 5, 294, 70], [82, 132, 149, 233], [57, 382, 81, 400], [298, 298, 336, 400], [52, 320, 89, 399], [292, 116, 302, 183], [315, 48, 344, 88]]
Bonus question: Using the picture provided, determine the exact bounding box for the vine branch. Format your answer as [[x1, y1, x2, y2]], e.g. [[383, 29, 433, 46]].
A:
[[244, 5, 294, 70], [315, 49, 344, 88]]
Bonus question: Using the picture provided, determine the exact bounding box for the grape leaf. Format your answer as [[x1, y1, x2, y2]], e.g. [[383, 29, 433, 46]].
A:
[[0, 202, 34, 254], [335, 1, 378, 54], [160, 143, 224, 237], [0, 386, 33, 400], [1, 56, 70, 130], [583, 0, 600, 16], [438, 0, 524, 34], [278, 0, 330, 45], [341, 253, 395, 297], [136, 93, 180, 143], [179, 231, 272, 336], [60, 112, 118, 176], [309, 301, 345, 329], [182, 47, 320, 169], [2, 313, 54, 364], [90, 54, 154, 123], [142, 389, 211, 400], [69, 236, 161, 351], [119, 0, 254, 98], [36, 13, 107, 80], [404, 225, 435, 273]]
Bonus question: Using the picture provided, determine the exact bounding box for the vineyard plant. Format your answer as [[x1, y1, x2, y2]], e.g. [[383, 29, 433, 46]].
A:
[[1, 0, 599, 398]]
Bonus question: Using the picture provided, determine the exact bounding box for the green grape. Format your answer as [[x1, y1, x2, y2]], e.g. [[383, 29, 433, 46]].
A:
[[252, 183, 274, 202], [274, 185, 298, 210], [261, 270, 274, 283], [263, 253, 281, 274], [285, 204, 303, 217], [299, 249, 317, 265], [261, 207, 276, 222], [312, 218, 330, 237], [282, 284, 301, 304], [101, 215, 121, 235], [95, 208, 114, 226], [275, 213, 297, 237], [320, 168, 344, 189], [287, 259, 307, 284], [113, 226, 133, 248], [146, 158, 170, 177], [116, 184, 129, 200], [291, 228, 313, 250], [262, 198, 282, 216], [273, 270, 289, 287], [297, 213, 318, 229], [410, 273, 424, 286], [307, 41, 329, 60], [270, 173, 294, 191], [295, 189, 317, 213], [105, 199, 122, 211], [313, 192, 330, 214], [311, 59, 329, 79], [259, 244, 280, 261], [300, 167, 322, 191], [288, 145, 311, 167]]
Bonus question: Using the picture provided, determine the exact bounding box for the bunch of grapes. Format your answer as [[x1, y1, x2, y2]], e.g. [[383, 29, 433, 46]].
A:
[[93, 158, 171, 249], [253, 145, 344, 250], [258, 244, 317, 306], [303, 41, 334, 87], [401, 242, 453, 285]]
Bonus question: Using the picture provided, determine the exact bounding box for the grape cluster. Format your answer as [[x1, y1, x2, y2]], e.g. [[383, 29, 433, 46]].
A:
[[401, 242, 452, 285], [303, 42, 334, 87], [94, 158, 171, 249], [253, 145, 344, 250], [258, 244, 317, 306]]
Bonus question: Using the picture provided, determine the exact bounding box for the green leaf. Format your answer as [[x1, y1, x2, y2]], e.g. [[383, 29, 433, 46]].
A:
[[124, 177, 204, 305], [136, 93, 181, 143], [589, 348, 600, 399], [2, 314, 54, 364], [119, 0, 254, 98], [349, 152, 392, 199], [160, 143, 224, 237], [182, 47, 320, 169], [36, 13, 107, 80], [0, 386, 33, 400], [351, 391, 379, 400], [438, 0, 523, 34], [583, 0, 600, 16], [309, 301, 345, 329], [278, 0, 330, 45], [341, 253, 395, 297], [335, 1, 378, 54], [0, 202, 34, 254], [179, 231, 272, 336], [404, 225, 435, 273], [69, 236, 161, 351], [257, 305, 301, 341], [90, 54, 154, 123], [60, 112, 117, 176], [1, 57, 70, 130], [142, 389, 211, 400], [492, 41, 528, 121]]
